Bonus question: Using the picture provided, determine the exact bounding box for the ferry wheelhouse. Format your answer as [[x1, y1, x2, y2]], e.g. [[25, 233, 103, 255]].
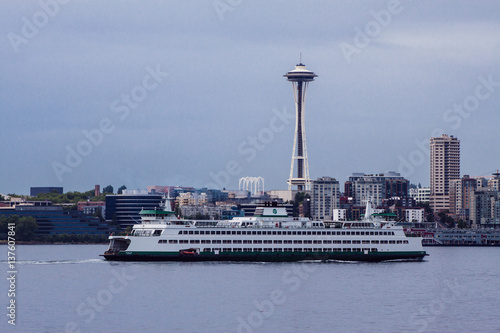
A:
[[102, 199, 427, 262]]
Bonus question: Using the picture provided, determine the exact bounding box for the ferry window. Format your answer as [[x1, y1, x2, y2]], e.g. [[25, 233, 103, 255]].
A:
[[362, 240, 370, 244], [356, 232, 360, 235], [284, 240, 292, 244], [380, 240, 388, 244], [293, 240, 302, 244], [201, 240, 210, 244], [178, 231, 182, 235], [341, 232, 345, 235], [389, 240, 395, 244], [404, 240, 409, 244], [189, 231, 194, 235], [272, 231, 277, 235], [234, 240, 242, 244], [243, 240, 251, 244], [274, 248, 282, 252], [190, 240, 200, 244], [333, 240, 341, 244], [292, 231, 297, 235], [253, 240, 262, 244], [263, 240, 272, 244], [254, 248, 262, 252], [293, 248, 301, 252], [391, 232, 395, 235], [352, 240, 361, 244], [179, 240, 188, 244], [257, 231, 262, 235], [323, 240, 332, 244], [307, 232, 312, 235], [360, 232, 365, 236], [211, 231, 216, 235], [322, 231, 326, 235], [343, 240, 351, 244], [195, 231, 199, 235], [230, 231, 236, 235], [169, 240, 178, 244], [277, 231, 282, 235], [273, 240, 282, 244], [216, 231, 221, 235], [212, 240, 221, 244], [397, 240, 402, 244], [343, 248, 350, 252], [204, 248, 211, 252], [237, 231, 241, 235], [370, 232, 374, 235], [371, 248, 378, 252], [223, 240, 231, 244]]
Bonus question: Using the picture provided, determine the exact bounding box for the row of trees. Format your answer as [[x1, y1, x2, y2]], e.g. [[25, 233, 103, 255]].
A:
[[0, 215, 108, 243]]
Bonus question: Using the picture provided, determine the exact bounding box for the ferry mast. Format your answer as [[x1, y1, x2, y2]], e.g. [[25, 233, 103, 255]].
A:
[[284, 62, 317, 191]]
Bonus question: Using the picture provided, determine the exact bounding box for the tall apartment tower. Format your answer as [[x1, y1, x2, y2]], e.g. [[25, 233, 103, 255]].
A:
[[311, 176, 340, 221], [429, 134, 460, 213]]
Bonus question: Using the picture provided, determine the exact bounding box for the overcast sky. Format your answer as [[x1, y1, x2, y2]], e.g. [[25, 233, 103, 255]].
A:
[[1, 0, 499, 195]]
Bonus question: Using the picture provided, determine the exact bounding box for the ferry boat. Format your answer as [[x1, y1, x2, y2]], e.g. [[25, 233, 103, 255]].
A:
[[102, 198, 427, 262]]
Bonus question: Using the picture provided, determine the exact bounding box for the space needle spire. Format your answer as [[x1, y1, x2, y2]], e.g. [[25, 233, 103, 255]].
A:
[[284, 61, 317, 191]]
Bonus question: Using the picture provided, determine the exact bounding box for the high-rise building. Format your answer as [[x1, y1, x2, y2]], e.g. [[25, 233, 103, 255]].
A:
[[311, 177, 340, 220], [449, 175, 477, 221], [284, 62, 317, 191], [429, 134, 460, 213], [344, 171, 409, 206]]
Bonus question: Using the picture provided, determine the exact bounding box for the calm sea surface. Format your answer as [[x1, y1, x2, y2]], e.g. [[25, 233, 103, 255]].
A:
[[1, 245, 499, 333]]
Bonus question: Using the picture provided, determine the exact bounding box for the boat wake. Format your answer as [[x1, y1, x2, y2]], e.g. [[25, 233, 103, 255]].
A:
[[2, 258, 106, 265]]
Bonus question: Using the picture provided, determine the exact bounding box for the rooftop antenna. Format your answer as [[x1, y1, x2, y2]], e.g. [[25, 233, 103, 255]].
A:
[[300, 52, 302, 64]]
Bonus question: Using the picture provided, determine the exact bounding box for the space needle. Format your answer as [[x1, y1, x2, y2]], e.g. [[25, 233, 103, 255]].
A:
[[284, 62, 317, 191]]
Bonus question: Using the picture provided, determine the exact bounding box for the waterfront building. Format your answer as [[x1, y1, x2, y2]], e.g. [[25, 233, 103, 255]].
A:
[[105, 193, 163, 229], [180, 204, 221, 219], [0, 202, 108, 235], [449, 175, 477, 221], [470, 172, 500, 228], [429, 134, 460, 213], [311, 177, 340, 221], [332, 209, 347, 221], [405, 209, 425, 223], [77, 201, 106, 217], [344, 172, 408, 207]]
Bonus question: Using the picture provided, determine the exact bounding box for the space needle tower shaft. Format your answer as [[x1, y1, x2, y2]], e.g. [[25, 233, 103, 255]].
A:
[[284, 62, 317, 191]]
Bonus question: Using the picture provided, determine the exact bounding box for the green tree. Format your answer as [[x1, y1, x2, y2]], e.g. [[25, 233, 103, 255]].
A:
[[15, 216, 39, 241], [102, 185, 114, 194], [292, 192, 311, 217], [117, 185, 127, 194]]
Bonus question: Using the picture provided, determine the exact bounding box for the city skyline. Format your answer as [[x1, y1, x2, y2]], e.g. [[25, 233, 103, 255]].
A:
[[1, 1, 500, 195]]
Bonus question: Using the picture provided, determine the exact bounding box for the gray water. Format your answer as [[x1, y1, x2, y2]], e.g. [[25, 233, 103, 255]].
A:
[[0, 245, 499, 333]]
